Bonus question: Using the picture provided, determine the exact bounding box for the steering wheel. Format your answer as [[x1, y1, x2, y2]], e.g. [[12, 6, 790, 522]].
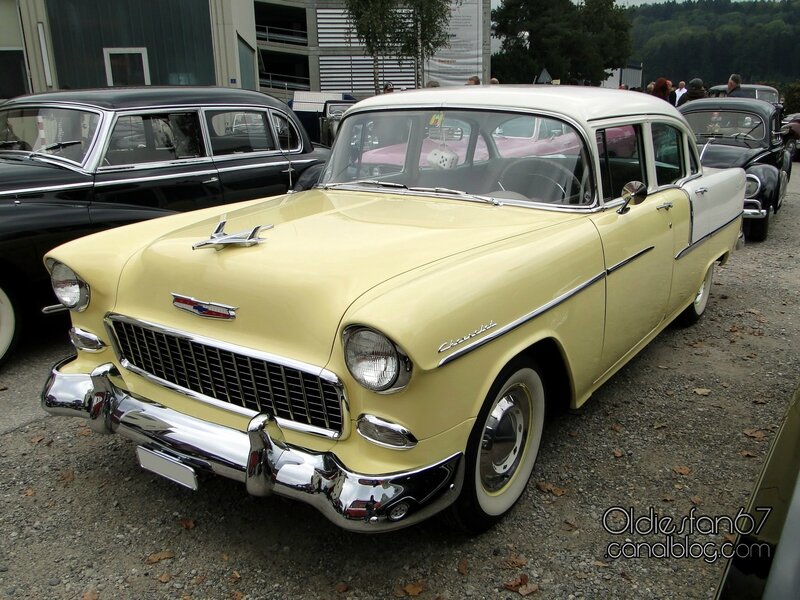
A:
[[496, 157, 583, 204]]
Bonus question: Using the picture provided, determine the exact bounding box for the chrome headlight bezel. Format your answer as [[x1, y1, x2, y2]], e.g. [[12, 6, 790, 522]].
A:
[[343, 326, 412, 393], [744, 174, 761, 199], [46, 259, 90, 312]]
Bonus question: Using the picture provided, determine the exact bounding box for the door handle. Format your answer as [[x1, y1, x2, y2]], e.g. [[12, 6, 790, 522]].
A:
[[694, 187, 708, 195], [202, 177, 219, 184], [656, 202, 673, 211]]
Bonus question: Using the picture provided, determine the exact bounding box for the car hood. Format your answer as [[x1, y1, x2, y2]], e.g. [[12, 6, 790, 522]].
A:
[[695, 141, 764, 169], [111, 189, 579, 368], [0, 155, 88, 194]]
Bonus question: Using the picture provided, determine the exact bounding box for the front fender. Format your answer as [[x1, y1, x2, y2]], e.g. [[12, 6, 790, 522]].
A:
[[746, 163, 781, 211]]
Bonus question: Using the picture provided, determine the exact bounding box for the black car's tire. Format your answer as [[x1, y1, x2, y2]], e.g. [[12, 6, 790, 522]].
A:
[[747, 211, 770, 242], [446, 358, 546, 534], [0, 281, 21, 369], [677, 263, 714, 326]]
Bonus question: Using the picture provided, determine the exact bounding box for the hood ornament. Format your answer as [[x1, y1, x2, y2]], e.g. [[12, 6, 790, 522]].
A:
[[172, 294, 237, 319], [192, 219, 274, 251]]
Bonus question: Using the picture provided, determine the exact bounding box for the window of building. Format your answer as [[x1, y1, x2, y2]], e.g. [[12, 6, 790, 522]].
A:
[[103, 48, 151, 86]]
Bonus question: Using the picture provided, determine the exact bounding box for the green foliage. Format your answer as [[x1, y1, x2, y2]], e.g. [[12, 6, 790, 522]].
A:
[[344, 0, 454, 92], [491, 0, 631, 84], [784, 81, 800, 114], [629, 0, 800, 88]]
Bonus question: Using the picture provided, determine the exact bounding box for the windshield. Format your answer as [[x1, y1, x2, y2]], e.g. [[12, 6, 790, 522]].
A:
[[683, 110, 766, 143], [321, 109, 594, 206], [0, 106, 101, 164]]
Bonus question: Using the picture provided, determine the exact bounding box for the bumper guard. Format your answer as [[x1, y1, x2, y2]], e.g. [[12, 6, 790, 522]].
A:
[[42, 358, 464, 532]]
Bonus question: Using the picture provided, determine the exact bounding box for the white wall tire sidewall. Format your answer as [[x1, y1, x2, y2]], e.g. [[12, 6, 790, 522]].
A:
[[0, 286, 16, 362], [474, 367, 545, 517], [694, 263, 714, 317]]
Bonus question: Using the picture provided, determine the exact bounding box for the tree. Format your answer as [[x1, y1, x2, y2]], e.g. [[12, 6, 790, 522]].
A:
[[492, 0, 631, 84], [344, 0, 455, 92]]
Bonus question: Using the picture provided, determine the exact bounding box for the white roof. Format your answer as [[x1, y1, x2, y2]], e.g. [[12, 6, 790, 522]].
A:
[[348, 85, 684, 129]]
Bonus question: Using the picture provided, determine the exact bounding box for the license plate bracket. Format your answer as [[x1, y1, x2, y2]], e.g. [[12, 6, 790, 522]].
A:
[[136, 446, 199, 491]]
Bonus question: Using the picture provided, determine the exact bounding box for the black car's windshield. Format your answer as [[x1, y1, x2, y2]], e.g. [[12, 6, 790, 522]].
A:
[[684, 110, 767, 145], [320, 108, 594, 206], [0, 106, 101, 164]]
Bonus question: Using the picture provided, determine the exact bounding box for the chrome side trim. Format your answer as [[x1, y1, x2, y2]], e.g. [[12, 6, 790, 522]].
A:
[[438, 271, 606, 367], [214, 158, 316, 172], [606, 246, 655, 275], [94, 168, 218, 187], [1, 181, 93, 196], [69, 328, 106, 352], [675, 211, 743, 260]]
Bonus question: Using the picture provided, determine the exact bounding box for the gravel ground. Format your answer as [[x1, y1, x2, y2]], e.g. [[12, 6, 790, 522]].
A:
[[1, 179, 798, 600]]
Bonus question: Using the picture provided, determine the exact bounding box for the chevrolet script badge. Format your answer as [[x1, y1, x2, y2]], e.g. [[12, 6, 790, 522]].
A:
[[172, 294, 237, 320]]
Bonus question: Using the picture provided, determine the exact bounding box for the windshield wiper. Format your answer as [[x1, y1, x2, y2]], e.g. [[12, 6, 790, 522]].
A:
[[28, 140, 82, 158], [407, 186, 502, 206], [324, 179, 408, 190]]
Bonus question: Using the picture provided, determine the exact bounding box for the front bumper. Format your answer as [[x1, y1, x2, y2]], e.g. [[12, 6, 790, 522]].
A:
[[42, 357, 464, 532]]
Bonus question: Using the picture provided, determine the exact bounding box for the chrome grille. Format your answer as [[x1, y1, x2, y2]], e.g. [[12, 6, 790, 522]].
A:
[[108, 316, 343, 434]]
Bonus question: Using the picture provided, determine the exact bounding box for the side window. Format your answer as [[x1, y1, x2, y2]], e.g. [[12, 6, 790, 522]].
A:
[[104, 112, 203, 166], [270, 111, 301, 152], [689, 144, 700, 175], [596, 125, 645, 201], [651, 123, 685, 186], [205, 110, 275, 155]]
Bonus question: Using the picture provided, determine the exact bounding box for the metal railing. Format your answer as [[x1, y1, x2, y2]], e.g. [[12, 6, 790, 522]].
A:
[[255, 24, 308, 46]]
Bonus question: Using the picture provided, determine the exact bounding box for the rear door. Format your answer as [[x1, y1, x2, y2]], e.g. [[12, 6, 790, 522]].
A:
[[205, 107, 313, 202], [91, 110, 223, 227]]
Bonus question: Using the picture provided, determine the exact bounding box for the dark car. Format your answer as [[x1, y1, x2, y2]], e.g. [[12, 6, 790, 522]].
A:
[[781, 112, 800, 161], [0, 86, 329, 366], [716, 383, 800, 599], [679, 97, 791, 241], [707, 83, 781, 104]]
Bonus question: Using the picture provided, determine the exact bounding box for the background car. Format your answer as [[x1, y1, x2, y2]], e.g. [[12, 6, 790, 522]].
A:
[[680, 97, 791, 241], [781, 112, 800, 161], [0, 86, 329, 366], [707, 83, 780, 104]]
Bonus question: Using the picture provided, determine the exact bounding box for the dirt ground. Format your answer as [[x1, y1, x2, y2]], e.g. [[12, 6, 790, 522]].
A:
[[0, 177, 798, 600]]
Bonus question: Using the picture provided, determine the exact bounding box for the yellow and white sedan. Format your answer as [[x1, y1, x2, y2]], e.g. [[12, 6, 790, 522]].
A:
[[42, 86, 744, 532]]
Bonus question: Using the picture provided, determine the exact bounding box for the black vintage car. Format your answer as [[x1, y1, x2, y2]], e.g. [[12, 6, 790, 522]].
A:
[[0, 87, 329, 366], [680, 97, 791, 242]]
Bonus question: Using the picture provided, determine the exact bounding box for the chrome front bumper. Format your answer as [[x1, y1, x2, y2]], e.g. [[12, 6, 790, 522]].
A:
[[42, 358, 464, 532]]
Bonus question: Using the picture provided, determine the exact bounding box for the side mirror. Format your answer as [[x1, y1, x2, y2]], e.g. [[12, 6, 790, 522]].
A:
[[617, 181, 648, 214]]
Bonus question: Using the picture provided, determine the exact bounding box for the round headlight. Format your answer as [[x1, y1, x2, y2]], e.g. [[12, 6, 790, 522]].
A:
[[50, 261, 90, 311], [344, 327, 402, 391], [744, 175, 761, 199]]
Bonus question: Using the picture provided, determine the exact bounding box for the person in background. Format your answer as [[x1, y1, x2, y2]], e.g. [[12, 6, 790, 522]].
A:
[[619, 83, 629, 90], [667, 80, 677, 105], [651, 77, 671, 102], [424, 80, 440, 88], [465, 75, 480, 85], [383, 82, 394, 94], [490, 77, 499, 84], [676, 78, 707, 106], [674, 80, 687, 105], [727, 74, 745, 97], [645, 81, 655, 94]]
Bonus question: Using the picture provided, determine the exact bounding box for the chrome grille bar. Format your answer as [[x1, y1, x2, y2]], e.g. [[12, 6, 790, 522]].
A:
[[106, 315, 344, 436]]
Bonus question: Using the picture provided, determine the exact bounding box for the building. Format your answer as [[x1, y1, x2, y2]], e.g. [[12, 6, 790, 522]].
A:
[[1, 0, 490, 102]]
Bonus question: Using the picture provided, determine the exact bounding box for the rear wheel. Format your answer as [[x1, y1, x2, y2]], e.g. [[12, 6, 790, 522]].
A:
[[0, 282, 21, 369], [678, 263, 714, 326], [447, 359, 546, 533]]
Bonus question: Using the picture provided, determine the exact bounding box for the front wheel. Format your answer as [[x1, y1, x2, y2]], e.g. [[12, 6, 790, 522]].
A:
[[678, 263, 714, 326], [447, 359, 546, 533], [0, 282, 21, 369]]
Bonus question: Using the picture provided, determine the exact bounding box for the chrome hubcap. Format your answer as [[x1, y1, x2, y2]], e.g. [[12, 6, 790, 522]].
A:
[[479, 384, 531, 492]]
